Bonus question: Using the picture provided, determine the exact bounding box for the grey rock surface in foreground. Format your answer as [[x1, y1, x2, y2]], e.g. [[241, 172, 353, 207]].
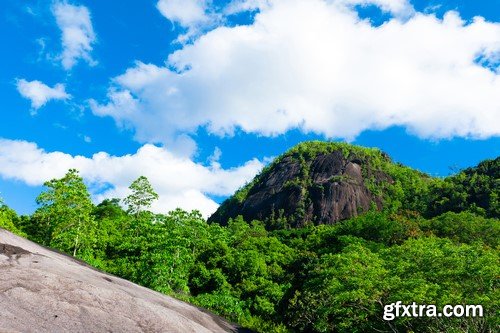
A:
[[0, 228, 240, 333]]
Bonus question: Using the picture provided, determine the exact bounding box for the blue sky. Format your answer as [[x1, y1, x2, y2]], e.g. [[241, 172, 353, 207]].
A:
[[0, 0, 499, 216]]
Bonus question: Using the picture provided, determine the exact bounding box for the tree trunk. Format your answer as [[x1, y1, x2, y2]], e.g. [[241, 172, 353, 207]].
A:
[[73, 218, 81, 257]]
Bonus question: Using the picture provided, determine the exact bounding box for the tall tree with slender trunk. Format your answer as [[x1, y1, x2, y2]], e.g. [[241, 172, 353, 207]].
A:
[[123, 176, 159, 216], [35, 169, 96, 257]]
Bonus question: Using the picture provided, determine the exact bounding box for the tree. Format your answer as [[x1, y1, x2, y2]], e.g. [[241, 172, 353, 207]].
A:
[[35, 169, 95, 257], [123, 176, 159, 215], [93, 198, 126, 220], [0, 196, 26, 236], [287, 243, 389, 332]]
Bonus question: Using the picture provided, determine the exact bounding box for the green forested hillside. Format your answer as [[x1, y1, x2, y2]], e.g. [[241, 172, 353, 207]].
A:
[[2, 143, 499, 332], [426, 156, 499, 218], [212, 141, 499, 227]]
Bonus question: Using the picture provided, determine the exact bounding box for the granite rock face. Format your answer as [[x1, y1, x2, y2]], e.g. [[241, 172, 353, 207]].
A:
[[0, 228, 242, 333], [210, 149, 391, 228]]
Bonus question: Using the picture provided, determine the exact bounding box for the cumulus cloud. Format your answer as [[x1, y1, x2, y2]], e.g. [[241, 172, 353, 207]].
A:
[[157, 0, 210, 27], [52, 1, 96, 70], [16, 79, 71, 111], [156, 0, 218, 42], [224, 0, 271, 15], [0, 138, 263, 217], [338, 0, 414, 18], [225, 0, 413, 18], [90, 0, 500, 146]]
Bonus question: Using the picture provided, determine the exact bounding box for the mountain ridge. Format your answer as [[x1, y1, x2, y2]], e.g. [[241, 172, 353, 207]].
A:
[[209, 141, 498, 227]]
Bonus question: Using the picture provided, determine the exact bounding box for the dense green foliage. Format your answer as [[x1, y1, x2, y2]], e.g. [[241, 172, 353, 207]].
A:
[[0, 197, 26, 236], [31, 169, 96, 257], [426, 157, 499, 218], [1, 143, 499, 332]]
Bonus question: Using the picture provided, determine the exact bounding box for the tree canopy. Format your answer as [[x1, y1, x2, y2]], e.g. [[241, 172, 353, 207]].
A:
[[123, 176, 159, 215], [34, 169, 95, 257]]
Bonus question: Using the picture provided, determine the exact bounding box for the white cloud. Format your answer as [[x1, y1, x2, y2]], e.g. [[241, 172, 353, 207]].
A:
[[338, 0, 414, 18], [225, 0, 413, 18], [82, 135, 92, 143], [90, 0, 500, 145], [224, 0, 271, 15], [52, 1, 96, 70], [16, 79, 71, 111], [0, 138, 263, 217], [157, 0, 210, 27], [156, 0, 218, 42]]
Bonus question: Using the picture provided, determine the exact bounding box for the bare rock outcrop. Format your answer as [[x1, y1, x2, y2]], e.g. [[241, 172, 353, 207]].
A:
[[209, 145, 391, 228], [0, 228, 242, 333]]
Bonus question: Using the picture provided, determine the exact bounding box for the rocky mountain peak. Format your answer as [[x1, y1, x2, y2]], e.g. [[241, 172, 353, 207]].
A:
[[209, 141, 395, 228]]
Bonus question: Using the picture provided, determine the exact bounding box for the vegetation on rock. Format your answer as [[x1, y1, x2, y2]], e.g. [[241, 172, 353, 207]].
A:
[[209, 141, 438, 228]]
